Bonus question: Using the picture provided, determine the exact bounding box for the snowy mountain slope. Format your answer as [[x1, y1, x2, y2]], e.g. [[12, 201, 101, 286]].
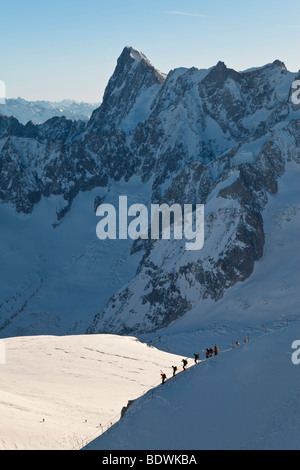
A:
[[0, 334, 187, 450], [0, 98, 99, 125], [0, 46, 299, 452], [85, 323, 300, 450], [0, 51, 298, 217], [139, 150, 300, 356], [0, 181, 153, 337], [0, 46, 299, 338], [130, 60, 299, 193], [88, 122, 300, 336], [2, 51, 297, 220], [87, 46, 166, 133]]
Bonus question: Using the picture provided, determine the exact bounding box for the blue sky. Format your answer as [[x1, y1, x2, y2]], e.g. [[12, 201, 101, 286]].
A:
[[1, 0, 300, 102]]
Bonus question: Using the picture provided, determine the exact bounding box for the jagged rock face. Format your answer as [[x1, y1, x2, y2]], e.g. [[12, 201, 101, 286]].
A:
[[87, 122, 299, 335], [0, 53, 297, 218], [0, 47, 166, 217], [126, 60, 297, 202], [88, 46, 166, 133], [0, 47, 299, 336], [0, 131, 108, 215]]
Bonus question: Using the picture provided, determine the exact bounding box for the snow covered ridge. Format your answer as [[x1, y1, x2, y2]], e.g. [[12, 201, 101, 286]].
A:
[[85, 324, 300, 451], [0, 321, 299, 450], [0, 49, 299, 217], [0, 334, 188, 450], [0, 47, 300, 337]]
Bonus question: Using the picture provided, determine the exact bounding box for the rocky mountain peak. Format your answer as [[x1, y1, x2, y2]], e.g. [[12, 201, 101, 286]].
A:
[[123, 46, 154, 67], [87, 46, 166, 133], [272, 59, 287, 71], [202, 60, 241, 89], [215, 60, 227, 70], [0, 48, 299, 337]]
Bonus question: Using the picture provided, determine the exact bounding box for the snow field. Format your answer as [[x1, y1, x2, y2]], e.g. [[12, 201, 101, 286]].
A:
[[0, 334, 189, 450], [86, 323, 300, 450]]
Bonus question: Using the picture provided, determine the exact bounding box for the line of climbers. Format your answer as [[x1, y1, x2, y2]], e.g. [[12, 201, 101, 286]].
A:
[[160, 345, 218, 384], [160, 336, 249, 384]]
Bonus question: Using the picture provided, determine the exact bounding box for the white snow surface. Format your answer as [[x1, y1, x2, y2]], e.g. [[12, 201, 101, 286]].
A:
[[0, 334, 187, 450], [85, 324, 300, 450]]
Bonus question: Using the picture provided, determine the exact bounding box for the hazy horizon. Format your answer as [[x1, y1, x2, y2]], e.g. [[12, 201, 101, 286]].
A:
[[1, 0, 300, 103]]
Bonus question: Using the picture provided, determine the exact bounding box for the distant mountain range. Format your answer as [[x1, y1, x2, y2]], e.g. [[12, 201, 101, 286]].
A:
[[0, 46, 299, 338], [0, 97, 99, 125]]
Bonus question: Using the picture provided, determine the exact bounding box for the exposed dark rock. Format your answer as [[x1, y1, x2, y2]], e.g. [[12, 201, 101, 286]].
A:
[[0, 47, 299, 335]]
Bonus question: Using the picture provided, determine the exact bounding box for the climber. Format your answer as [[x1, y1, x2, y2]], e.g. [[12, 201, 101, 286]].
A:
[[194, 353, 200, 364], [182, 359, 188, 370], [172, 365, 177, 377], [214, 345, 219, 356], [161, 372, 167, 384]]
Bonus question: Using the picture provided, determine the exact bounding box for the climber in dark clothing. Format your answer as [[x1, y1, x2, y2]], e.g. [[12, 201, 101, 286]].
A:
[[161, 372, 167, 384], [194, 353, 200, 364], [182, 359, 188, 370], [214, 345, 219, 356], [172, 365, 177, 377]]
